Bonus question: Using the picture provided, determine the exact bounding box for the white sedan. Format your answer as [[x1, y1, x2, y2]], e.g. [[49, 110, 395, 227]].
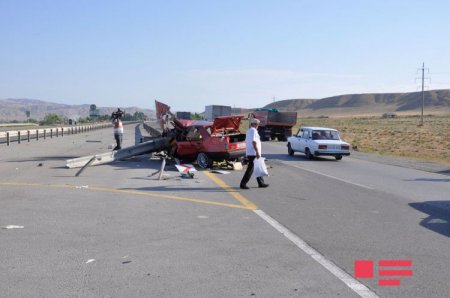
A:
[[287, 126, 351, 160]]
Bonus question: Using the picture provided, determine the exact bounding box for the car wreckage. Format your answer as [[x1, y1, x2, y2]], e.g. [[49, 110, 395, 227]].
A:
[[66, 101, 247, 171], [154, 100, 247, 168]]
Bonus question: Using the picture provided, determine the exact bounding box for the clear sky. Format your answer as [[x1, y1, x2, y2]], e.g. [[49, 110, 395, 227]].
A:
[[1, 0, 449, 112]]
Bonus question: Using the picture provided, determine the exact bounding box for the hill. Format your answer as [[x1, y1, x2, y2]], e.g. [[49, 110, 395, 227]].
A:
[[262, 99, 317, 111], [270, 89, 450, 117], [0, 98, 155, 122], [2, 89, 450, 122]]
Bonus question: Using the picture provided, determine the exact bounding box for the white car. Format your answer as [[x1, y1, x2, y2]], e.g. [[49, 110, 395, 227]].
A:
[[287, 127, 351, 160]]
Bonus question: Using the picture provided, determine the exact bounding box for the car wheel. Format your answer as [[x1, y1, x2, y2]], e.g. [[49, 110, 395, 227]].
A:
[[287, 143, 294, 156], [305, 148, 314, 160], [196, 152, 212, 169], [335, 155, 343, 160]]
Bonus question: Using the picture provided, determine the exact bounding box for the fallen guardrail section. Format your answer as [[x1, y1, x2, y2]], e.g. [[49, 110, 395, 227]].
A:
[[66, 137, 170, 170]]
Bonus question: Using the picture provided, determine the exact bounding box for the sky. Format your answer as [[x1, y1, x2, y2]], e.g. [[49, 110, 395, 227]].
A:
[[1, 0, 450, 113]]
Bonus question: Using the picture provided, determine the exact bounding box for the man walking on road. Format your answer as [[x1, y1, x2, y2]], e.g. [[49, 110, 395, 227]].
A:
[[240, 118, 269, 189]]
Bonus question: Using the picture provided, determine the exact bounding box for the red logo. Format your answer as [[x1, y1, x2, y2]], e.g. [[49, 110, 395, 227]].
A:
[[354, 259, 413, 286]]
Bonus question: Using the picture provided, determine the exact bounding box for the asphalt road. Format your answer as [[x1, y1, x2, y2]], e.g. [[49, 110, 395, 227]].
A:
[[1, 124, 449, 298]]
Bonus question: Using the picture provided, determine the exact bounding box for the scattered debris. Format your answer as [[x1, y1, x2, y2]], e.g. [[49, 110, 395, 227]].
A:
[[85, 259, 95, 264], [232, 162, 243, 171], [2, 225, 24, 229], [121, 255, 131, 264], [210, 170, 230, 174], [175, 164, 197, 178], [76, 185, 89, 189], [197, 215, 209, 219], [37, 163, 43, 167]]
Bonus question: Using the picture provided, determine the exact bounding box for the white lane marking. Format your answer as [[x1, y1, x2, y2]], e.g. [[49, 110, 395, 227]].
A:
[[254, 209, 379, 298], [290, 164, 374, 190]]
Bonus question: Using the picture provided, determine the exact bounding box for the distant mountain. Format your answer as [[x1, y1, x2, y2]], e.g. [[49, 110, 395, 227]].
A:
[[264, 89, 450, 116], [307, 89, 450, 111], [0, 98, 155, 122], [3, 89, 450, 122]]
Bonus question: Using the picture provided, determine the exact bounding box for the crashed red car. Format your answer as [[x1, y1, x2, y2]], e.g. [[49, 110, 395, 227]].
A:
[[171, 115, 246, 168]]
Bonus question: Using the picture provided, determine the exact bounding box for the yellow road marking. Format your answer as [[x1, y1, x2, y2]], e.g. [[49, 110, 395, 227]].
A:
[[0, 182, 252, 210], [203, 172, 258, 210]]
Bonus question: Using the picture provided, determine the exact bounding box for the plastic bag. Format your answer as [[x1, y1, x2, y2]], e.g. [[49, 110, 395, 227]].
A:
[[253, 157, 269, 177]]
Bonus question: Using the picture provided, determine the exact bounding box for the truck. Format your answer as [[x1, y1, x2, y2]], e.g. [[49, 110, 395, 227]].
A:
[[204, 105, 231, 121], [176, 111, 191, 120], [251, 108, 297, 141]]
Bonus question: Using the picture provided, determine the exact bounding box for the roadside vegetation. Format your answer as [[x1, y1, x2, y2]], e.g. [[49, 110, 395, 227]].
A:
[[296, 114, 450, 164]]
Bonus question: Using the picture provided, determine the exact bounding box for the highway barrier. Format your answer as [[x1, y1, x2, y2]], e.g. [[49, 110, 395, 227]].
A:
[[0, 123, 111, 146]]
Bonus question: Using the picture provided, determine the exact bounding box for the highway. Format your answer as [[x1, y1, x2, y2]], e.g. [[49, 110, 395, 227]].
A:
[[1, 123, 449, 297]]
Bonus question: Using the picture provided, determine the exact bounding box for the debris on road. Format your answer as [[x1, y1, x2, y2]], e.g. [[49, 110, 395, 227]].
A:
[[210, 170, 230, 174], [2, 225, 24, 229], [75, 185, 89, 189]]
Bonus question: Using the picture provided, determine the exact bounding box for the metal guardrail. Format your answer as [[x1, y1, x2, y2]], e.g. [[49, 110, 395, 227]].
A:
[[143, 121, 163, 137], [0, 123, 111, 146]]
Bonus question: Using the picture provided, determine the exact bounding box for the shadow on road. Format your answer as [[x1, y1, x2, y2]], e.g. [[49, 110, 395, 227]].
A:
[[120, 186, 229, 193], [264, 153, 342, 162], [7, 156, 80, 162], [436, 169, 450, 176], [409, 201, 450, 237], [405, 178, 450, 182]]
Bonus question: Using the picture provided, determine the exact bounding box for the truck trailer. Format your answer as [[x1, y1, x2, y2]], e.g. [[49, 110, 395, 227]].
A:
[[251, 108, 297, 141], [205, 105, 231, 121]]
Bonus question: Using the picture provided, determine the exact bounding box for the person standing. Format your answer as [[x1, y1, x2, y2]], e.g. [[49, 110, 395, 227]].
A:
[[112, 109, 124, 150], [240, 118, 269, 189]]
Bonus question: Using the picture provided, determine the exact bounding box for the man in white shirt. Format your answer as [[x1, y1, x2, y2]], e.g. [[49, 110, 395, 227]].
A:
[[240, 118, 269, 189], [112, 109, 124, 150]]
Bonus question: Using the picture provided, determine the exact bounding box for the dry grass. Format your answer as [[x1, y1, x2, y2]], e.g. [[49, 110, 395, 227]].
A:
[[296, 114, 450, 164]]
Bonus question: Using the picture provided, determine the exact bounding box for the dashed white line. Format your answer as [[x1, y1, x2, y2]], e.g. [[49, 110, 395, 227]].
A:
[[290, 164, 374, 190], [254, 209, 379, 298]]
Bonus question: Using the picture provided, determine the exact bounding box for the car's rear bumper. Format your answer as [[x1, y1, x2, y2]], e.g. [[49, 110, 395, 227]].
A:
[[314, 151, 350, 156], [209, 150, 246, 160]]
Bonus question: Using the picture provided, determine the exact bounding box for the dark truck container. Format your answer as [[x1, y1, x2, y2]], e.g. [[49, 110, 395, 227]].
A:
[[252, 109, 297, 141]]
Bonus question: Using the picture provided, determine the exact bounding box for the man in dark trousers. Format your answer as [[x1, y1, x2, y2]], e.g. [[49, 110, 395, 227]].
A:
[[240, 118, 269, 189], [111, 108, 124, 150]]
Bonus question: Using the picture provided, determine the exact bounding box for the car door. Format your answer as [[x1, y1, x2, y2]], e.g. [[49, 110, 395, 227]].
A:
[[299, 129, 311, 153], [177, 126, 202, 157], [290, 128, 303, 151]]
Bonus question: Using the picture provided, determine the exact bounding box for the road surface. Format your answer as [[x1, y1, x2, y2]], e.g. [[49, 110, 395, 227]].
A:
[[1, 124, 449, 297]]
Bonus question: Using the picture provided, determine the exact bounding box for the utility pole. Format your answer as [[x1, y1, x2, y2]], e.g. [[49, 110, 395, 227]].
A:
[[420, 62, 425, 126], [416, 62, 429, 126]]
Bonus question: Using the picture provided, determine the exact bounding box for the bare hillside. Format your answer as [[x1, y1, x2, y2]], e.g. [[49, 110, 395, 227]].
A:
[[263, 99, 317, 111], [0, 98, 155, 122], [270, 89, 450, 116]]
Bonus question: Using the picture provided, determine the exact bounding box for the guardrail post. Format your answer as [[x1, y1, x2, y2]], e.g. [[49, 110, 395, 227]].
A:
[[44, 130, 46, 140], [7, 132, 10, 146], [50, 129, 53, 138], [36, 129, 39, 141], [61, 128, 64, 137], [56, 128, 59, 137], [18, 131, 21, 144], [27, 130, 30, 142]]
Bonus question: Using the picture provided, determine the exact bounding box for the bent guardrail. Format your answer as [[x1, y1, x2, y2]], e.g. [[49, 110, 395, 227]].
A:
[[0, 123, 111, 146]]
